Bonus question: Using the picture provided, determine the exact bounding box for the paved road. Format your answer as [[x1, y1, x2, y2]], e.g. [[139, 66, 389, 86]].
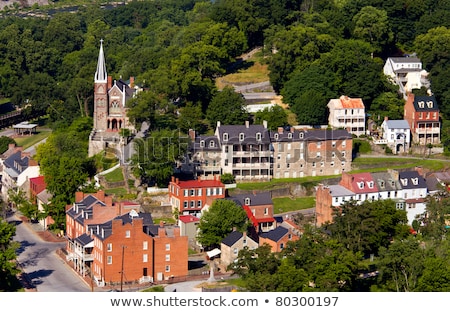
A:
[[8, 213, 90, 292]]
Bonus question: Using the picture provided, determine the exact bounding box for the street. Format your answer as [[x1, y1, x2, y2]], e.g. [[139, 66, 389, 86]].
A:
[[8, 213, 90, 292]]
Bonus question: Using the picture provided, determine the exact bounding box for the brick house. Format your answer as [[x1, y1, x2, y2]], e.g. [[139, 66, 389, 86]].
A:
[[168, 175, 225, 216], [404, 93, 440, 145], [271, 127, 352, 178], [259, 226, 300, 252], [65, 190, 188, 286], [327, 95, 366, 137], [29, 175, 46, 204], [229, 191, 276, 233], [315, 184, 355, 226]]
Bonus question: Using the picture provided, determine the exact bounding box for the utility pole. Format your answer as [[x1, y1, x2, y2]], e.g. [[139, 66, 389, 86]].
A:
[[120, 245, 126, 292]]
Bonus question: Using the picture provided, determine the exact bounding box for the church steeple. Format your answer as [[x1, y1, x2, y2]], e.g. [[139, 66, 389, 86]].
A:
[[94, 39, 107, 83]]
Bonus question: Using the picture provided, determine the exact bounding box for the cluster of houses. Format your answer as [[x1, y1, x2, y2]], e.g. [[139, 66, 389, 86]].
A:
[[0, 44, 446, 288]]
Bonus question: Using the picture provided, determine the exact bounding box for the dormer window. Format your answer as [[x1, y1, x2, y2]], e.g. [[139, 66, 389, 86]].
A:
[[239, 133, 244, 141], [358, 182, 364, 189], [427, 101, 433, 108], [367, 181, 374, 188], [412, 178, 419, 185], [299, 132, 304, 139], [209, 140, 215, 148], [274, 133, 279, 140], [287, 133, 292, 139], [379, 181, 385, 188], [401, 178, 408, 186], [200, 140, 205, 148], [256, 132, 261, 141], [244, 198, 250, 205], [418, 101, 425, 108], [223, 133, 229, 141]]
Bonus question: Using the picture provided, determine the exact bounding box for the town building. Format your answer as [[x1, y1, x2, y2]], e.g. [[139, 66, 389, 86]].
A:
[[383, 56, 430, 99], [89, 40, 138, 157], [398, 170, 427, 223], [220, 230, 258, 268], [168, 175, 225, 216], [271, 127, 352, 178], [258, 226, 300, 252], [65, 190, 188, 286], [339, 172, 379, 204], [404, 93, 440, 145], [229, 191, 276, 234], [380, 117, 411, 154], [327, 95, 366, 137], [315, 184, 355, 226]]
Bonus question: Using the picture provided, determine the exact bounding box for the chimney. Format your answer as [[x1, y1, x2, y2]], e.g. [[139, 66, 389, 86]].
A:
[[415, 166, 424, 176], [171, 176, 175, 183], [129, 76, 134, 88], [107, 76, 112, 89], [105, 196, 113, 207], [175, 178, 179, 184], [245, 120, 249, 128], [173, 227, 180, 237], [158, 221, 166, 237], [216, 121, 221, 128], [96, 190, 105, 202], [188, 129, 196, 140], [263, 120, 268, 129], [278, 127, 284, 134], [384, 116, 388, 121], [75, 192, 84, 203]]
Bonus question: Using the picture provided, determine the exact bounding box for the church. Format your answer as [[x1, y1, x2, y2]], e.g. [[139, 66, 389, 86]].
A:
[[88, 40, 137, 157]]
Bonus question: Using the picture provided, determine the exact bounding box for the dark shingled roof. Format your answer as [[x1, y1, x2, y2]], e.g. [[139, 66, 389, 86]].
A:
[[74, 233, 93, 246], [398, 171, 427, 189], [259, 226, 288, 242], [413, 95, 439, 111], [3, 151, 30, 175], [222, 231, 243, 247], [94, 212, 155, 241], [217, 124, 270, 144], [270, 129, 351, 142], [191, 135, 221, 152], [229, 191, 272, 206]]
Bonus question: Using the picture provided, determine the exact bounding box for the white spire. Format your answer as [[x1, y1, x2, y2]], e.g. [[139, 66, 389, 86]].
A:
[[94, 39, 107, 83]]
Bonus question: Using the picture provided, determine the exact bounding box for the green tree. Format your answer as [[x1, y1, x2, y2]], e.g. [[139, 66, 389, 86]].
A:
[[131, 129, 188, 187], [254, 105, 288, 130], [177, 102, 207, 134], [206, 86, 249, 127], [352, 6, 393, 53], [0, 218, 20, 291], [0, 136, 16, 154], [370, 92, 405, 122], [197, 199, 248, 248]]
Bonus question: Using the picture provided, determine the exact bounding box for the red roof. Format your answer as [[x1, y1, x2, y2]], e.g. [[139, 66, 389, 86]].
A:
[[29, 176, 46, 186], [179, 215, 200, 223], [349, 172, 378, 193], [174, 179, 224, 188]]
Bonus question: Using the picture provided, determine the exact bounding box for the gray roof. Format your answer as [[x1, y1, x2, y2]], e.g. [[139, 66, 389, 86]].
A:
[[413, 95, 439, 111], [229, 191, 273, 206], [3, 151, 30, 176], [371, 171, 402, 191], [94, 212, 155, 241], [217, 124, 270, 144], [222, 231, 243, 247], [385, 120, 410, 129], [74, 233, 93, 246], [259, 226, 288, 242], [271, 128, 352, 142], [327, 185, 355, 197], [398, 171, 427, 189], [388, 56, 421, 63], [191, 135, 221, 152]]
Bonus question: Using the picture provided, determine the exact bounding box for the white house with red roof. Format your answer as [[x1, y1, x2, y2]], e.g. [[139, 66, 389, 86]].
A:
[[327, 95, 366, 137], [339, 172, 379, 204], [168, 175, 225, 216]]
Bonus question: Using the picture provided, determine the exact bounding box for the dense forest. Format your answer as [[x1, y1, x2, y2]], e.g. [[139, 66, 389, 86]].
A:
[[1, 0, 450, 291]]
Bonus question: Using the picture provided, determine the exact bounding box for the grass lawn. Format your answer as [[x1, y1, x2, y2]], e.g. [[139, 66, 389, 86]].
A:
[[103, 167, 124, 183], [104, 187, 127, 196], [352, 156, 449, 172], [272, 196, 315, 214], [13, 129, 51, 149]]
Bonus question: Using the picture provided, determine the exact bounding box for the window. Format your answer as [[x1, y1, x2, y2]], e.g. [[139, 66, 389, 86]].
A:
[[280, 243, 284, 250], [317, 142, 321, 148], [200, 140, 205, 147], [358, 182, 364, 189], [256, 132, 261, 141], [125, 230, 130, 238], [165, 244, 170, 251], [239, 133, 245, 141], [197, 189, 202, 196], [107, 256, 112, 265], [274, 133, 279, 140], [316, 152, 321, 158], [401, 178, 408, 186], [312, 162, 316, 167], [418, 101, 425, 108], [245, 198, 250, 205], [223, 133, 228, 141], [143, 254, 148, 263], [233, 248, 238, 255], [189, 189, 195, 196], [209, 140, 215, 147], [190, 201, 195, 208], [143, 241, 148, 250], [427, 100, 433, 108], [335, 197, 339, 203], [184, 190, 188, 196], [332, 141, 336, 148], [107, 243, 112, 252], [165, 254, 170, 261], [412, 178, 419, 185], [299, 132, 304, 139], [197, 200, 202, 208], [264, 207, 268, 215], [368, 181, 374, 188], [165, 265, 170, 272], [288, 133, 292, 139], [342, 141, 346, 147], [183, 201, 188, 208]]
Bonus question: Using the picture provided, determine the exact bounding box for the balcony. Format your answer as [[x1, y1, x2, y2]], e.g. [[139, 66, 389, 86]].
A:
[[416, 127, 440, 134], [233, 150, 272, 157]]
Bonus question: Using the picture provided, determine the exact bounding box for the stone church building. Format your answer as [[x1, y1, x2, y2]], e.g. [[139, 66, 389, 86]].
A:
[[88, 40, 137, 157]]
